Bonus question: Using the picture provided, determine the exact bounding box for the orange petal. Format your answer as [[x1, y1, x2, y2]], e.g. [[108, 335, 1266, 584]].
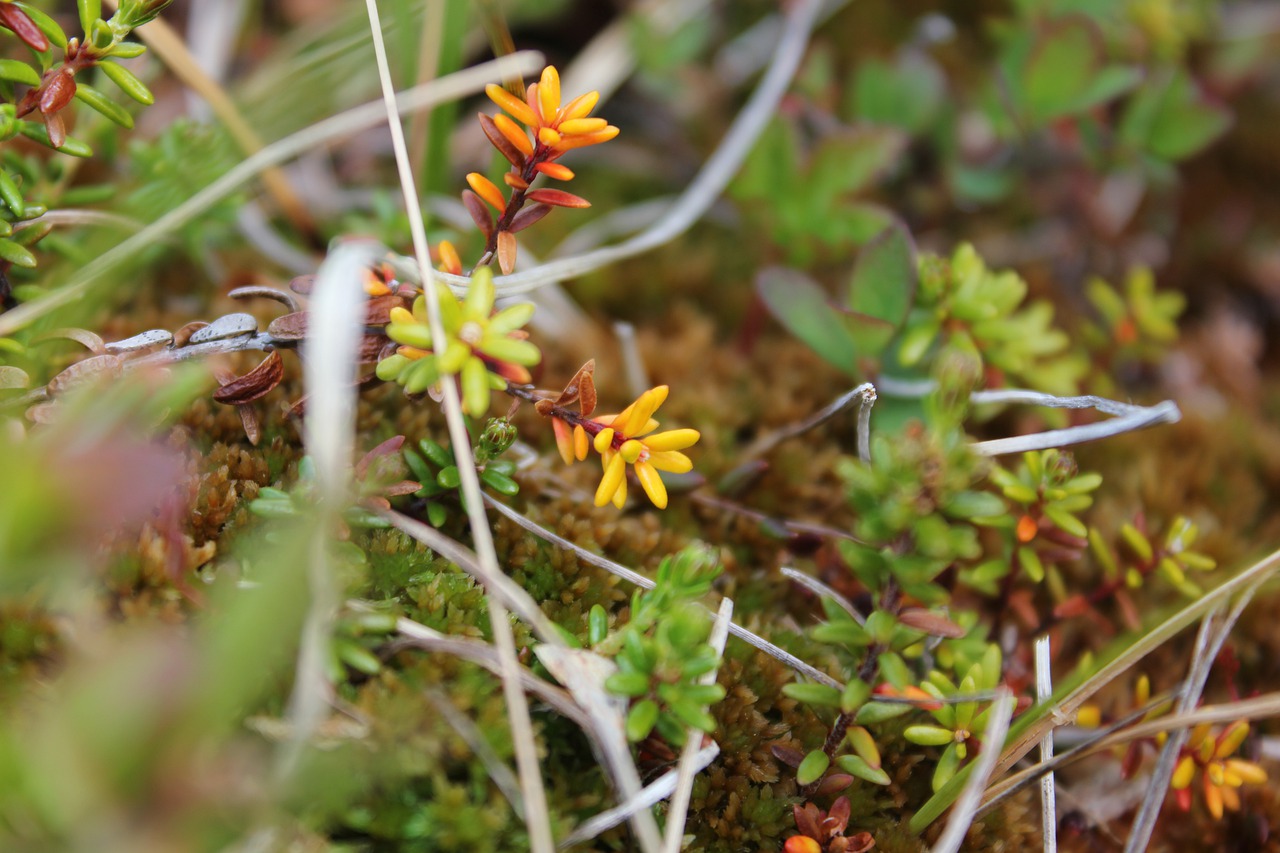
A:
[[573, 424, 589, 461], [466, 172, 506, 211], [485, 83, 538, 127], [493, 113, 534, 155], [558, 117, 608, 135], [552, 126, 619, 152], [552, 417, 574, 466], [534, 161, 574, 181], [437, 240, 462, 275]]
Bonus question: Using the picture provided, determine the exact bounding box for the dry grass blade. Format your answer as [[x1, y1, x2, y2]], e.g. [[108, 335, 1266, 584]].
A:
[[663, 598, 734, 852], [781, 567, 865, 625], [361, 4, 553, 849], [930, 690, 1016, 853], [1035, 636, 1057, 853], [484, 494, 843, 688], [741, 382, 876, 462]]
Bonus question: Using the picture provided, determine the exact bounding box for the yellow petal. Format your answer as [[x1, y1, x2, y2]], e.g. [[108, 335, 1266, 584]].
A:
[[618, 386, 668, 437], [557, 117, 608, 135], [595, 453, 626, 507], [647, 450, 692, 474], [635, 461, 667, 509], [642, 428, 699, 452], [573, 424, 588, 461], [538, 127, 562, 148], [538, 66, 560, 122], [1171, 756, 1195, 789], [552, 126, 619, 152], [389, 306, 415, 325], [1225, 759, 1267, 786], [620, 439, 643, 464], [484, 83, 538, 128], [560, 90, 599, 121], [593, 427, 614, 455], [1215, 721, 1249, 760], [611, 475, 627, 508]]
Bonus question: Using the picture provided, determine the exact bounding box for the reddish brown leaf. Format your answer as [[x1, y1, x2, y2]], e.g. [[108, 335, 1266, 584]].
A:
[[212, 351, 284, 405], [509, 203, 552, 234], [826, 796, 851, 834], [461, 190, 494, 238], [496, 230, 517, 275], [47, 354, 123, 395], [288, 275, 315, 295], [814, 774, 854, 797], [43, 111, 66, 149], [172, 321, 209, 347], [354, 435, 406, 480], [0, 5, 48, 52], [793, 804, 823, 841], [363, 294, 405, 325], [34, 327, 105, 354], [770, 744, 805, 768], [358, 334, 390, 364], [477, 112, 525, 168], [534, 359, 595, 416], [526, 188, 590, 209], [897, 608, 967, 639], [238, 403, 262, 446], [267, 312, 308, 341]]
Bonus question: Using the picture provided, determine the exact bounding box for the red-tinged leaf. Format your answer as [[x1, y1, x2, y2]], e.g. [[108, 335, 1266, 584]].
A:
[[526, 188, 590, 208], [827, 796, 852, 833], [43, 111, 66, 149], [47, 353, 123, 395], [509, 203, 552, 234], [898, 608, 967, 638], [771, 744, 805, 767], [535, 359, 594, 416], [0, 4, 48, 52], [496, 230, 517, 275], [212, 351, 284, 404], [477, 112, 525, 168], [814, 774, 855, 798], [381, 480, 421, 497], [39, 70, 76, 116], [354, 435, 406, 479], [793, 804, 823, 840], [461, 189, 493, 238]]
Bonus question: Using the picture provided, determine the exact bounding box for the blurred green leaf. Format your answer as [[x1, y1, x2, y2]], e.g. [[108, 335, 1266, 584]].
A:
[[757, 267, 858, 374], [845, 222, 916, 357]]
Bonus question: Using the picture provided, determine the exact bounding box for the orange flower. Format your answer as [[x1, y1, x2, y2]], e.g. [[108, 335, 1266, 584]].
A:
[[485, 66, 619, 162], [1171, 721, 1266, 819]]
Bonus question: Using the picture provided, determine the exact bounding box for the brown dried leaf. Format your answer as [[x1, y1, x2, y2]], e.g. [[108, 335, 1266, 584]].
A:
[[267, 312, 308, 341], [363, 294, 405, 325], [794, 803, 823, 841], [461, 190, 494, 239], [212, 351, 284, 405], [172, 321, 209, 347], [238, 403, 262, 446], [477, 112, 525, 168], [25, 402, 59, 423], [47, 354, 123, 395], [898, 608, 966, 639], [358, 334, 389, 364], [509, 202, 552, 234], [496, 231, 517, 275], [770, 744, 805, 768]]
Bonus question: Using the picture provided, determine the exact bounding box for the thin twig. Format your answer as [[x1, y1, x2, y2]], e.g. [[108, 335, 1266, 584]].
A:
[[781, 567, 865, 625], [362, 5, 553, 851], [741, 384, 876, 462], [663, 598, 734, 852], [1035, 636, 1057, 853], [423, 687, 525, 817]]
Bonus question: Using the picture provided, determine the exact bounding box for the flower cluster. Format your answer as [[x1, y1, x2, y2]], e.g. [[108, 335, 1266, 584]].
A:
[[533, 362, 698, 509], [1172, 721, 1267, 819], [376, 267, 540, 416], [462, 65, 619, 273]]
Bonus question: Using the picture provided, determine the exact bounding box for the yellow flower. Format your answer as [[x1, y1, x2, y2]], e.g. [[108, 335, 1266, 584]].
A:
[[1171, 720, 1266, 819], [485, 66, 619, 160], [587, 385, 698, 509]]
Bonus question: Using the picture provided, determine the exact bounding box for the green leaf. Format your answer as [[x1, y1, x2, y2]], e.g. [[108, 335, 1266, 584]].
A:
[[854, 701, 913, 724], [479, 467, 518, 496], [626, 699, 659, 741], [605, 670, 650, 697], [107, 41, 147, 59], [460, 355, 491, 416], [810, 619, 872, 647], [0, 238, 36, 268], [1121, 69, 1231, 162], [796, 749, 830, 786], [808, 127, 906, 199], [99, 61, 155, 105], [781, 683, 842, 708], [845, 222, 916, 357], [905, 724, 956, 747], [849, 51, 945, 133], [78, 0, 102, 35], [1022, 17, 1100, 124], [0, 59, 40, 87], [943, 490, 1006, 520], [836, 754, 891, 786], [18, 122, 93, 157], [0, 170, 24, 218], [74, 84, 134, 129], [756, 267, 858, 374], [588, 604, 608, 646]]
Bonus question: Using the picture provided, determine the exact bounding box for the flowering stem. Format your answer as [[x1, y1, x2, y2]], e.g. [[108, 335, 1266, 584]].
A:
[[477, 147, 556, 265]]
